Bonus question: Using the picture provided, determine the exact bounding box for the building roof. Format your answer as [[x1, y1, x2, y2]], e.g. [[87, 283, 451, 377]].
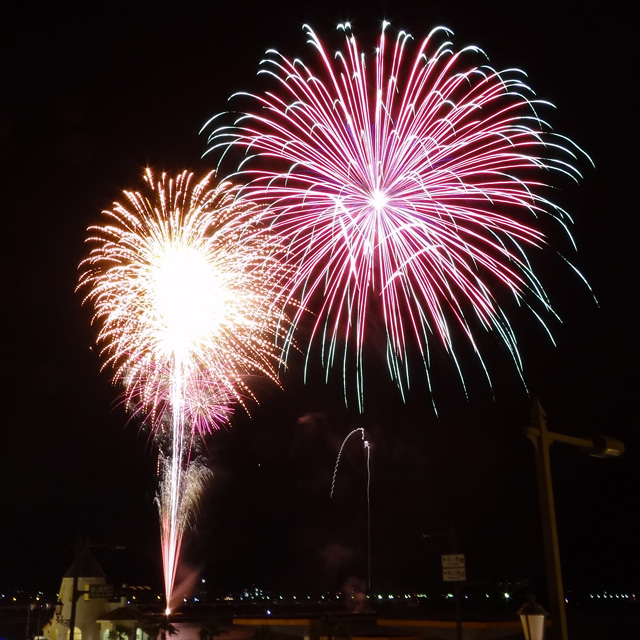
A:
[[63, 544, 107, 579], [96, 606, 147, 622]]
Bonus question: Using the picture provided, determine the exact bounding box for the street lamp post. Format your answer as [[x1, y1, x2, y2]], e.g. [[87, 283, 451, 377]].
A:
[[525, 400, 624, 640], [57, 538, 124, 640], [423, 527, 464, 640], [55, 541, 90, 640], [518, 595, 548, 640], [67, 562, 88, 640]]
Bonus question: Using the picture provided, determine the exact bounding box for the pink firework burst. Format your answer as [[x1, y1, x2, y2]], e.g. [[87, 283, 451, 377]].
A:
[[206, 22, 591, 411]]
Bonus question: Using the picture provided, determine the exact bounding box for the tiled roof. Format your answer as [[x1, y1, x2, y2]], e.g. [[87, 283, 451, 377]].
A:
[[96, 606, 147, 622]]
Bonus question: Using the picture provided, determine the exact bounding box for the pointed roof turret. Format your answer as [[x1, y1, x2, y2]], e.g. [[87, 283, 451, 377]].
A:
[[63, 539, 107, 579]]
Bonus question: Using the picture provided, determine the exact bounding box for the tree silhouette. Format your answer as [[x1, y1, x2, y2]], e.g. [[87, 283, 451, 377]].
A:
[[251, 626, 274, 640], [146, 617, 178, 640], [108, 626, 131, 640], [310, 617, 351, 640], [198, 619, 227, 640]]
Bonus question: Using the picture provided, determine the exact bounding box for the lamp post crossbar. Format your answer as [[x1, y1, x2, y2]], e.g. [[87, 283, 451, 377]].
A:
[[525, 400, 623, 640]]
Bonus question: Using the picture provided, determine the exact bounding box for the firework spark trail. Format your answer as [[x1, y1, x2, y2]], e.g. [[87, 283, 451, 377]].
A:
[[331, 428, 372, 588], [206, 21, 591, 411], [78, 169, 290, 609], [331, 427, 370, 498], [157, 452, 212, 612]]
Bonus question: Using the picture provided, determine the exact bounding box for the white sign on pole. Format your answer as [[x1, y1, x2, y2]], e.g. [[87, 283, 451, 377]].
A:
[[442, 554, 466, 582]]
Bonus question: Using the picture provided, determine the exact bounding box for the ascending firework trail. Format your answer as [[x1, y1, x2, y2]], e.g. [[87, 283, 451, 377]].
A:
[[331, 428, 372, 589]]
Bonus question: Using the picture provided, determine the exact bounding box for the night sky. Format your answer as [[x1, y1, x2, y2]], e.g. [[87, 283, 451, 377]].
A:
[[1, 0, 638, 606]]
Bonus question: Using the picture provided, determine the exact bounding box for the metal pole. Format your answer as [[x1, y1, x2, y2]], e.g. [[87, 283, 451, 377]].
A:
[[449, 526, 463, 640], [67, 538, 89, 640], [68, 550, 81, 640], [526, 401, 569, 640], [454, 583, 462, 640]]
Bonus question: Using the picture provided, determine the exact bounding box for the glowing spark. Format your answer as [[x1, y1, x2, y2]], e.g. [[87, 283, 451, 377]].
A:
[[78, 169, 290, 609], [206, 22, 591, 411]]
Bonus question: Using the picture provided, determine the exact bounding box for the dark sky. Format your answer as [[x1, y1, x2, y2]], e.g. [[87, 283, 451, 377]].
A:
[[1, 0, 638, 606]]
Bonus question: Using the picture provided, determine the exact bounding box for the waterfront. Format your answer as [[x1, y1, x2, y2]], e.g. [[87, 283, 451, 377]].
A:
[[1, 592, 638, 640]]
